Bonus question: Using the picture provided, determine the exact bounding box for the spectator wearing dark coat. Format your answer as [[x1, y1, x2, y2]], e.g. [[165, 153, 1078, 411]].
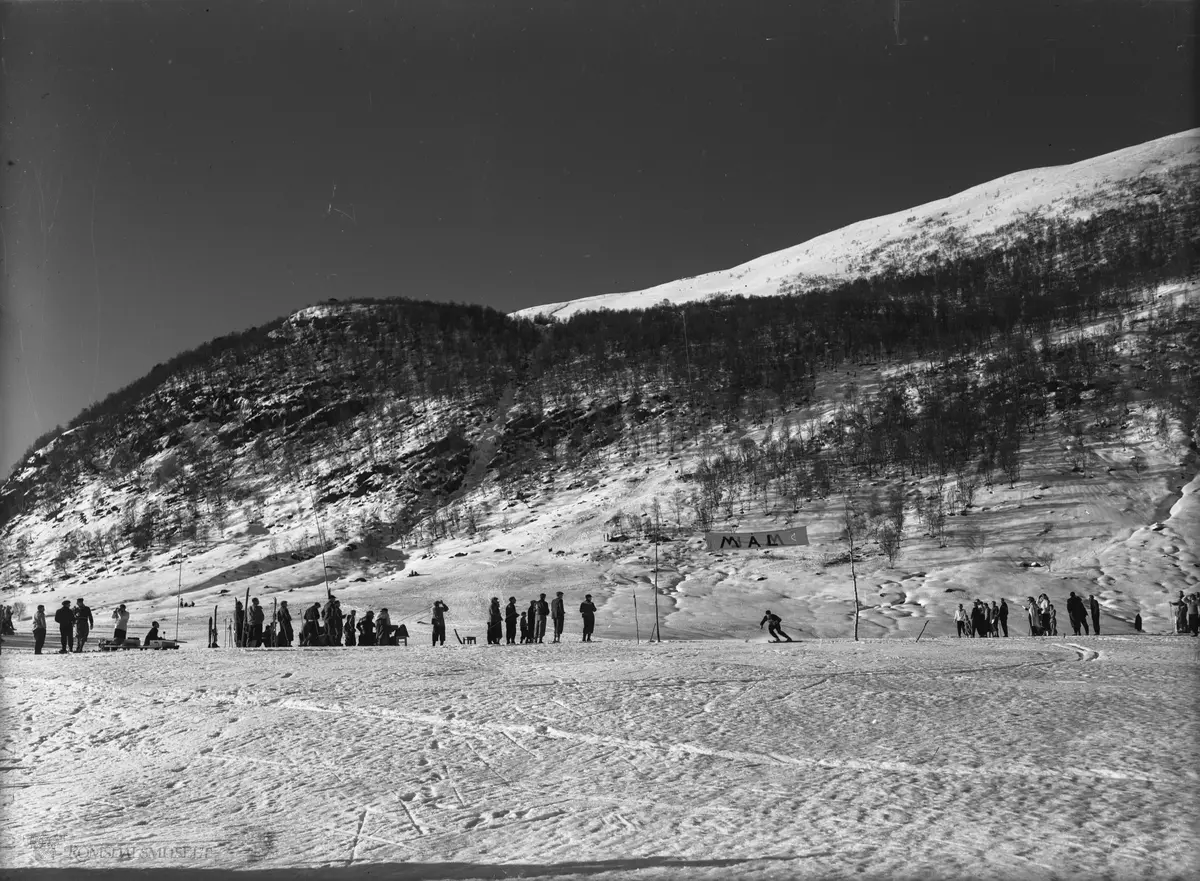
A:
[[73, 599, 94, 653], [505, 598, 518, 645], [33, 605, 47, 654], [550, 592, 566, 643], [535, 594, 549, 643], [54, 601, 74, 654], [487, 598, 502, 645], [277, 601, 293, 647], [1066, 592, 1087, 636], [431, 601, 449, 646], [357, 611, 376, 646], [579, 595, 597, 642], [998, 599, 1009, 637], [248, 599, 265, 648], [1089, 594, 1101, 635]]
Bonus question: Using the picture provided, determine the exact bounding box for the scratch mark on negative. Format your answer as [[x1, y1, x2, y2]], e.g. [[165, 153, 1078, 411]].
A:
[[500, 730, 537, 757], [462, 740, 510, 785], [443, 763, 468, 808], [396, 796, 428, 837], [347, 807, 368, 864]]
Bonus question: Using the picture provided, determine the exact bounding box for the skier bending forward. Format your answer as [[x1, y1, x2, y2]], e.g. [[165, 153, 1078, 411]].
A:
[[760, 610, 793, 642]]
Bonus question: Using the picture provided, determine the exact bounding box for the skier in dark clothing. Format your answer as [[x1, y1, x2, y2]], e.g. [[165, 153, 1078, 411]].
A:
[[550, 592, 565, 643], [1066, 592, 1087, 636], [580, 595, 597, 642], [248, 599, 265, 648], [535, 594, 549, 643], [998, 599, 1009, 637], [505, 598, 518, 645], [431, 600, 448, 646], [488, 598, 502, 645], [1088, 595, 1101, 635], [760, 610, 793, 642], [54, 601, 74, 654], [33, 605, 47, 654], [73, 598, 94, 653]]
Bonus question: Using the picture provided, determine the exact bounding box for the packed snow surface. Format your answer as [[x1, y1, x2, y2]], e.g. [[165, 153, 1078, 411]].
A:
[[2, 635, 1198, 880], [512, 129, 1199, 320]]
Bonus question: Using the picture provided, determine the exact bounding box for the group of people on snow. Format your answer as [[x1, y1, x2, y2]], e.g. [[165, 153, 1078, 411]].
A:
[[953, 598, 1009, 637], [1170, 591, 1200, 636], [19, 598, 162, 654], [482, 592, 598, 646], [230, 596, 408, 648]]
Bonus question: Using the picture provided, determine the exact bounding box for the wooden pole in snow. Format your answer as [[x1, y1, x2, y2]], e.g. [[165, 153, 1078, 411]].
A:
[[308, 488, 332, 602], [175, 557, 183, 640]]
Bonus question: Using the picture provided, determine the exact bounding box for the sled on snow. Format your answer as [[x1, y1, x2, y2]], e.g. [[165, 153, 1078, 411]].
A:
[[453, 629, 476, 645], [99, 637, 142, 651], [142, 639, 181, 650]]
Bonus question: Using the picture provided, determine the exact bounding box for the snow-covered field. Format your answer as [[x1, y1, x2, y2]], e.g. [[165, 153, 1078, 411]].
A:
[[2, 633, 1198, 881]]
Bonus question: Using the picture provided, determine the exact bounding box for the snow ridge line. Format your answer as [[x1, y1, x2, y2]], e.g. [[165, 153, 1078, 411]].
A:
[[277, 698, 1182, 786]]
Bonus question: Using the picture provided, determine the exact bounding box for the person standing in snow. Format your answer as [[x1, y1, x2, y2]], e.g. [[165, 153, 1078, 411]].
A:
[[431, 600, 449, 646], [1088, 594, 1101, 635], [990, 601, 1002, 636], [376, 608, 393, 644], [579, 595, 597, 642], [1185, 593, 1200, 636], [1037, 594, 1051, 636], [954, 604, 968, 638], [357, 611, 376, 646], [111, 604, 131, 644], [488, 598, 502, 645], [300, 602, 320, 646], [32, 605, 47, 654], [1049, 604, 1059, 636], [54, 600, 74, 653], [248, 598, 265, 648], [73, 598, 94, 653], [343, 609, 357, 647], [760, 610, 793, 642], [1024, 597, 1040, 636], [550, 592, 565, 643], [526, 600, 538, 642], [505, 598, 519, 645], [1066, 592, 1086, 636], [535, 594, 549, 643], [277, 600, 293, 647], [234, 600, 246, 647], [969, 600, 988, 643], [998, 598, 1009, 637]]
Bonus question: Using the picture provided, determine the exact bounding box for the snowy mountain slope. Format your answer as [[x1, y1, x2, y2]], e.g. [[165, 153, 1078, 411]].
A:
[[513, 129, 1200, 320]]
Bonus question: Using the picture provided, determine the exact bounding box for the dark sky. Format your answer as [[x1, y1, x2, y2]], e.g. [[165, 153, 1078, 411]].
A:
[[1, 0, 1194, 475]]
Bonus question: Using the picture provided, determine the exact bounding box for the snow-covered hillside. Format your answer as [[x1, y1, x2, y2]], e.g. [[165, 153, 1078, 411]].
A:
[[513, 129, 1200, 321]]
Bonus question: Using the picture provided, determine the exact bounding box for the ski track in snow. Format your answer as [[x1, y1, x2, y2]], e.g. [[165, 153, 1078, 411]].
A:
[[2, 638, 1197, 880]]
